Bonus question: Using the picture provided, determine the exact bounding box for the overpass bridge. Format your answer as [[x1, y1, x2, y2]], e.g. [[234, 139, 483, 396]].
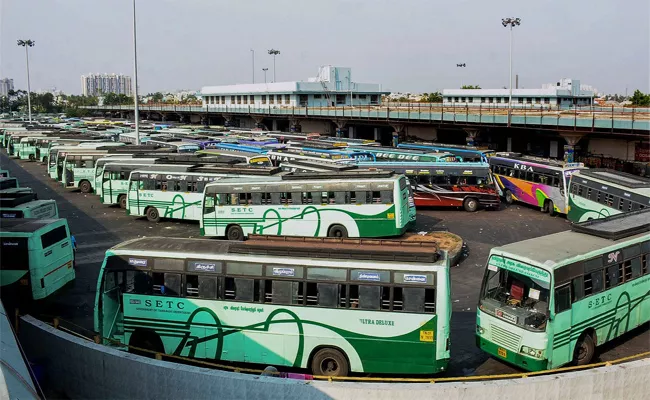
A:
[[85, 103, 650, 159]]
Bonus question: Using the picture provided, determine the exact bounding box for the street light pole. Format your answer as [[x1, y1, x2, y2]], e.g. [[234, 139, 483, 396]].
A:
[[502, 17, 521, 127], [251, 49, 255, 83], [17, 40, 35, 123], [262, 68, 268, 84], [132, 0, 140, 145], [267, 49, 280, 82]]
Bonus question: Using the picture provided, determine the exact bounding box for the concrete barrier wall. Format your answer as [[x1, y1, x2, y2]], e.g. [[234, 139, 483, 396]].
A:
[[19, 316, 650, 400]]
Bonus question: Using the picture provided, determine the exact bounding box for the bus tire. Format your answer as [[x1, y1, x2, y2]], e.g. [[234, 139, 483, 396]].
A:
[[573, 332, 595, 366], [79, 180, 92, 193], [42, 156, 47, 163], [463, 197, 479, 212], [129, 329, 164, 358], [504, 190, 514, 204], [311, 348, 349, 377], [28, 154, 35, 161], [328, 225, 348, 238], [146, 207, 161, 223], [226, 225, 244, 241], [545, 200, 556, 216], [118, 195, 127, 209]]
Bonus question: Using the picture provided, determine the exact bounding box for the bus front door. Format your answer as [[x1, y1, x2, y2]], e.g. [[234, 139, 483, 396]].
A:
[[100, 276, 123, 344], [549, 291, 573, 368]]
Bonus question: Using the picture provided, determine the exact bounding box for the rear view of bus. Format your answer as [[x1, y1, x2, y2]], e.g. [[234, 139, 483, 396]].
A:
[[0, 219, 75, 307], [477, 210, 650, 371]]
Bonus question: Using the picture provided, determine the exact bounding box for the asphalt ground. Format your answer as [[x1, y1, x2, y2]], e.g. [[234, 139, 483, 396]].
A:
[[1, 150, 647, 377]]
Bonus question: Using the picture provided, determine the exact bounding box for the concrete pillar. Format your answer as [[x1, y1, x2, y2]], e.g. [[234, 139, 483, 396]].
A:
[[464, 128, 480, 146], [374, 127, 380, 141], [389, 123, 405, 147], [332, 119, 348, 138], [349, 126, 355, 139], [252, 116, 267, 130], [560, 132, 586, 163], [289, 118, 302, 133], [271, 120, 278, 131]]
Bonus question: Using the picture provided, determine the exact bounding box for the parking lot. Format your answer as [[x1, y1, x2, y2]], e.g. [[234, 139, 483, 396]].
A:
[[1, 151, 647, 376]]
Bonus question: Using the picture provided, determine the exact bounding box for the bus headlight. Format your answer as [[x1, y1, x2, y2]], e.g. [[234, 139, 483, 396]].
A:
[[521, 346, 544, 358], [476, 324, 485, 334]]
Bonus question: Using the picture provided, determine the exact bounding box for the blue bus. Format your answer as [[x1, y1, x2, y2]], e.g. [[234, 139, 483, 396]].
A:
[[398, 143, 495, 162]]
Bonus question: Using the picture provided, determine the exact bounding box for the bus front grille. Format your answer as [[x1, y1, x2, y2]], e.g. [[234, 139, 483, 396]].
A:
[[490, 324, 521, 351]]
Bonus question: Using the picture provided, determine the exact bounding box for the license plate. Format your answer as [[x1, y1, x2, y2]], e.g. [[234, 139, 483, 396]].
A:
[[498, 347, 507, 358]]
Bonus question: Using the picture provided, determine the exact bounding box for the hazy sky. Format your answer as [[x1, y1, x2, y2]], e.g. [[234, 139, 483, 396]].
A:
[[1, 0, 648, 95]]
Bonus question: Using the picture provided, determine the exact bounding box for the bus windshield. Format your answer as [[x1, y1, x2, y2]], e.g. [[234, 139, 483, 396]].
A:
[[479, 255, 550, 331]]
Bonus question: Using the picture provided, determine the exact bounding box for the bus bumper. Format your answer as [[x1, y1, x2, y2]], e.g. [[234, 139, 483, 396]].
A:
[[476, 335, 548, 372]]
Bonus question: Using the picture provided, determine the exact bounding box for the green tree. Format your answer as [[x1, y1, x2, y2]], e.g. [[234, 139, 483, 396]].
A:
[[421, 91, 442, 102], [629, 90, 650, 107], [461, 85, 481, 89], [148, 92, 164, 103]]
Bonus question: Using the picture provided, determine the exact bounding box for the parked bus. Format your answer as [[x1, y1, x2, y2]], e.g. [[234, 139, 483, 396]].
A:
[[489, 153, 586, 215], [126, 165, 282, 222], [99, 156, 240, 207], [357, 161, 500, 211], [62, 152, 122, 193], [94, 235, 451, 376], [567, 169, 650, 223], [265, 131, 321, 143], [48, 143, 125, 180], [267, 149, 355, 166], [347, 146, 458, 163], [16, 135, 48, 160], [278, 159, 359, 173], [398, 143, 496, 162], [0, 177, 19, 191], [94, 157, 158, 198], [148, 138, 201, 153], [0, 169, 9, 178], [286, 143, 376, 162], [0, 193, 58, 219], [197, 149, 273, 167], [476, 210, 650, 371], [1, 218, 75, 304], [201, 170, 411, 240], [6, 131, 51, 156], [317, 137, 381, 147]]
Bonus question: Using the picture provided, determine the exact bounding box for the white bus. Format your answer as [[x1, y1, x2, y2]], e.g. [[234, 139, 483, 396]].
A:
[[126, 165, 283, 222], [201, 170, 412, 240]]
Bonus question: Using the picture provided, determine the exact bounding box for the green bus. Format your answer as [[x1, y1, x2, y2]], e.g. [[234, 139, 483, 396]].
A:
[[17, 135, 48, 160], [0, 193, 59, 219], [201, 171, 412, 240], [94, 235, 451, 376], [95, 157, 158, 199], [1, 218, 75, 306], [126, 165, 282, 222], [568, 169, 650, 223], [476, 210, 650, 371], [62, 152, 124, 193], [0, 177, 19, 191], [0, 169, 9, 178], [48, 144, 124, 181]]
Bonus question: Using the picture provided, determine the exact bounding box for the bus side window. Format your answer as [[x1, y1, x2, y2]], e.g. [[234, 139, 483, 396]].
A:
[[266, 280, 301, 305], [358, 285, 381, 310], [572, 276, 584, 302], [310, 192, 320, 204], [334, 191, 347, 204], [203, 196, 215, 214], [198, 276, 218, 299], [240, 192, 252, 205], [380, 191, 393, 204], [624, 258, 641, 280], [41, 225, 68, 248], [197, 181, 206, 193], [227, 278, 259, 302], [416, 175, 430, 185], [230, 193, 240, 206], [371, 191, 382, 203], [133, 271, 152, 294], [642, 253, 649, 275], [354, 191, 368, 204], [178, 180, 187, 192], [585, 270, 603, 295], [554, 285, 571, 314], [251, 192, 263, 205], [144, 179, 155, 190], [403, 287, 426, 313], [605, 264, 621, 288], [291, 192, 303, 205]]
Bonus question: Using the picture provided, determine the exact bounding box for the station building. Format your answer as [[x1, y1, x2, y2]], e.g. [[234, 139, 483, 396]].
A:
[[443, 78, 597, 108], [200, 66, 389, 109]]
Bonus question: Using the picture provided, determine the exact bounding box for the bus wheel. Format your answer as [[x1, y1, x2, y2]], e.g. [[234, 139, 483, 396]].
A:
[[328, 225, 348, 238], [311, 348, 349, 377], [129, 330, 164, 358], [463, 197, 479, 212], [79, 181, 92, 193], [545, 200, 556, 216], [226, 225, 244, 241], [146, 207, 161, 223], [504, 190, 514, 204], [573, 333, 595, 365], [118, 195, 127, 209], [28, 154, 35, 161], [42, 156, 47, 163]]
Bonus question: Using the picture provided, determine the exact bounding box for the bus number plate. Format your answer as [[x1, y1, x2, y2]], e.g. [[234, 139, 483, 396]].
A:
[[420, 330, 434, 342], [498, 347, 507, 358]]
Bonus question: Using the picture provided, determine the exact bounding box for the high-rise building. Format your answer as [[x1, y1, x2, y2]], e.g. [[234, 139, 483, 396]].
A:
[[80, 73, 132, 97], [0, 78, 14, 96]]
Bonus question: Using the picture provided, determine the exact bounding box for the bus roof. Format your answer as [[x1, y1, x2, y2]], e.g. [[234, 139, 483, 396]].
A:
[[491, 152, 584, 169], [492, 210, 650, 271], [0, 218, 64, 233], [282, 170, 397, 181], [131, 164, 281, 176], [577, 169, 650, 189], [0, 192, 37, 207], [110, 235, 441, 265]]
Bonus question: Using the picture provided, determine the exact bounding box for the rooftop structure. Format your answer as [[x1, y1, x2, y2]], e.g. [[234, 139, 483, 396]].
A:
[[201, 66, 389, 108], [443, 78, 597, 108]]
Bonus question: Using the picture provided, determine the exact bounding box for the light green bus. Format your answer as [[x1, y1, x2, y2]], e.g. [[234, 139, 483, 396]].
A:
[[48, 144, 124, 180], [17, 135, 48, 160], [201, 171, 411, 240], [567, 169, 650, 223], [126, 165, 282, 222], [477, 210, 650, 371], [94, 235, 451, 376], [95, 158, 158, 198], [0, 218, 75, 307], [0, 193, 59, 219], [62, 153, 124, 193]]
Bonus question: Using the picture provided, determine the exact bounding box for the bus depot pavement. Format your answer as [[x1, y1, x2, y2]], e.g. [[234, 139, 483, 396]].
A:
[[1, 151, 647, 377]]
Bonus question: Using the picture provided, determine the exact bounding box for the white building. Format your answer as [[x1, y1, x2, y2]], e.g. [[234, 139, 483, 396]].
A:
[[443, 78, 596, 108], [201, 66, 388, 108], [0, 78, 14, 96], [81, 73, 132, 97]]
